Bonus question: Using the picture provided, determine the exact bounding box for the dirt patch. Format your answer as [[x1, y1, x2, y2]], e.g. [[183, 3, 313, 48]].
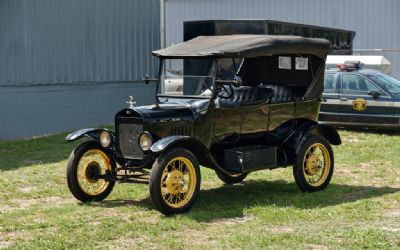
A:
[[111, 235, 153, 249], [307, 244, 329, 250], [269, 226, 294, 234], [342, 134, 362, 143], [0, 231, 31, 249], [382, 208, 400, 217], [183, 228, 216, 248], [209, 215, 254, 225], [0, 196, 74, 212], [0, 240, 11, 249], [381, 226, 400, 232], [19, 186, 35, 193]]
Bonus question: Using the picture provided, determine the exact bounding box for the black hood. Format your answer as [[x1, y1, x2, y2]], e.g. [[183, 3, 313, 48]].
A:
[[133, 103, 195, 122], [116, 98, 210, 122]]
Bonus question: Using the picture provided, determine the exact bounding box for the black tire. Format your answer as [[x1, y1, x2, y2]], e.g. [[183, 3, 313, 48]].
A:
[[293, 135, 334, 192], [66, 141, 115, 202], [215, 170, 248, 184], [149, 148, 201, 215]]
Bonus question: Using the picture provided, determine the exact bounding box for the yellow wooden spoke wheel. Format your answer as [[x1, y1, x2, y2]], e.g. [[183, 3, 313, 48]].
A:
[[77, 149, 112, 196], [161, 157, 197, 208], [67, 141, 115, 202], [149, 148, 201, 215], [293, 136, 334, 192], [302, 143, 331, 187]]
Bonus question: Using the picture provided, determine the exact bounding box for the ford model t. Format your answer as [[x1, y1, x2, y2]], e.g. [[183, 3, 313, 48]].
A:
[[65, 35, 341, 215]]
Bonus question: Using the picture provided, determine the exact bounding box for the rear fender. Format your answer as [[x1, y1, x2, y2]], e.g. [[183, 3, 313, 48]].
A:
[[284, 122, 341, 162]]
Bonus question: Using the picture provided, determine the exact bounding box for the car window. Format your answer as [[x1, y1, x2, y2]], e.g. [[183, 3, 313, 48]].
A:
[[342, 74, 379, 95], [324, 74, 336, 93], [366, 73, 400, 95]]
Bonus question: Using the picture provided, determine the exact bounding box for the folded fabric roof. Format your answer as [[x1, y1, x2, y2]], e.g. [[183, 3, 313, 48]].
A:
[[153, 35, 330, 59]]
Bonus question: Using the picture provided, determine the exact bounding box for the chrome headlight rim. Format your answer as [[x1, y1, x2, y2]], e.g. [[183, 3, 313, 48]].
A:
[[138, 131, 153, 151], [99, 131, 112, 147]]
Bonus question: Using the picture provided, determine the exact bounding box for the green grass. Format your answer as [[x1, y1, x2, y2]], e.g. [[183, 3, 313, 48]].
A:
[[0, 129, 399, 249]]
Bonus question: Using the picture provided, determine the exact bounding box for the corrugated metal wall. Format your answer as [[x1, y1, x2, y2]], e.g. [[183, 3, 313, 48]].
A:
[[0, 0, 160, 140], [165, 0, 400, 78], [0, 0, 159, 86]]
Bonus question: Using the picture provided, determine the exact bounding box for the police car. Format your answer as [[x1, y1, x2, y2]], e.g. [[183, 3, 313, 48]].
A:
[[319, 62, 400, 128]]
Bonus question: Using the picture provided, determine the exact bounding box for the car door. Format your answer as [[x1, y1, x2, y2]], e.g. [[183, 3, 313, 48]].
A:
[[339, 73, 394, 125], [319, 73, 340, 123]]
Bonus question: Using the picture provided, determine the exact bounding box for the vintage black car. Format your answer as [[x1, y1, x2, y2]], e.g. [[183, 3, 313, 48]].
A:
[[319, 63, 400, 128], [65, 35, 341, 215]]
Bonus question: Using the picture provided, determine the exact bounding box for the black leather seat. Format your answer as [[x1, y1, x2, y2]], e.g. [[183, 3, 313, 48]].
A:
[[263, 84, 303, 104], [217, 85, 273, 108]]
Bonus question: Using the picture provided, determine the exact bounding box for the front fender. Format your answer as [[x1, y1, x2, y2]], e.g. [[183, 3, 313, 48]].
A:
[[65, 128, 115, 143], [150, 136, 231, 174]]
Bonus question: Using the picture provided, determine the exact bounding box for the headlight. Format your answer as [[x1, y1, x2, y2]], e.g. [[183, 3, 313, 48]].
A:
[[139, 132, 152, 151], [99, 131, 111, 147]]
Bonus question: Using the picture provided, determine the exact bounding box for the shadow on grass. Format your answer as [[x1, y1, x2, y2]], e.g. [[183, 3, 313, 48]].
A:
[[91, 179, 399, 221], [81, 198, 154, 210]]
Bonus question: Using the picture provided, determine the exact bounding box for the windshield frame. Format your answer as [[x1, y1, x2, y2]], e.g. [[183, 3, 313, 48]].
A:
[[156, 57, 218, 99]]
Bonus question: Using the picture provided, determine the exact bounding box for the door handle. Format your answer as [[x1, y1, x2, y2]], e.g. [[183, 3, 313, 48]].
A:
[[340, 97, 348, 101]]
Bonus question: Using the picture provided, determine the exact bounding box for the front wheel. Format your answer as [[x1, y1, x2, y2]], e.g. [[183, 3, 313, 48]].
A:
[[66, 141, 115, 202], [149, 148, 201, 215], [293, 135, 334, 192]]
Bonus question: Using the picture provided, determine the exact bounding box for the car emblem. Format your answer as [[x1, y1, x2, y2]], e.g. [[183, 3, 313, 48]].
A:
[[352, 98, 367, 111], [126, 96, 137, 109]]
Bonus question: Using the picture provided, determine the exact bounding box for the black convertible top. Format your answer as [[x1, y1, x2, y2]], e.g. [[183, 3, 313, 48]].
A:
[[153, 35, 330, 59]]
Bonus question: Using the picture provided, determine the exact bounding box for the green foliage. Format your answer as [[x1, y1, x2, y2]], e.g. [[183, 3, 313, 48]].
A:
[[0, 130, 399, 249]]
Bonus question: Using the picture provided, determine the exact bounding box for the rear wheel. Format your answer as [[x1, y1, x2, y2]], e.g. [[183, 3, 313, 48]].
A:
[[149, 148, 201, 215], [293, 135, 334, 192], [215, 170, 248, 184], [66, 141, 115, 202]]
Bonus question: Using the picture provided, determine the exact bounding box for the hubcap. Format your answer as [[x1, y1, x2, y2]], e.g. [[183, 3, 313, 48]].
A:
[[302, 143, 331, 187], [77, 149, 112, 196], [85, 162, 101, 183], [160, 157, 196, 208]]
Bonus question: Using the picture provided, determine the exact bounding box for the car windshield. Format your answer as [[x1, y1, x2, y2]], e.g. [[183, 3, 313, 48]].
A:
[[366, 73, 400, 95], [159, 59, 215, 97]]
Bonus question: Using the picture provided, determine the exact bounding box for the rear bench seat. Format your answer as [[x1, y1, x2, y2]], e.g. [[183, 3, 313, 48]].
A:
[[263, 84, 304, 104]]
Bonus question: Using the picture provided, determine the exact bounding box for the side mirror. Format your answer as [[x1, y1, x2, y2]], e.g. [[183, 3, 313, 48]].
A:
[[143, 74, 150, 84], [232, 75, 243, 87], [368, 90, 381, 99]]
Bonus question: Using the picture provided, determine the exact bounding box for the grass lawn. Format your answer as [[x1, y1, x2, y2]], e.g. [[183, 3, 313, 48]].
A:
[[0, 130, 399, 249]]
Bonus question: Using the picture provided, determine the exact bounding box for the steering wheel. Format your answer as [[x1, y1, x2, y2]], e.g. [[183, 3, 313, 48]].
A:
[[216, 84, 234, 99]]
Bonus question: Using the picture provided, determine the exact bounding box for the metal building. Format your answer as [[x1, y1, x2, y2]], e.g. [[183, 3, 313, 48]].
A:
[[163, 0, 400, 78], [2, 0, 399, 140], [0, 0, 160, 140]]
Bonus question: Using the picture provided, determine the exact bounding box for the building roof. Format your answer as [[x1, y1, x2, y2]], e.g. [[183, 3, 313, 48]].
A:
[[152, 35, 330, 59]]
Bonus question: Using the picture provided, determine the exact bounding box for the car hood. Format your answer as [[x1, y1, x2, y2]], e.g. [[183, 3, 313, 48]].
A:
[[116, 98, 210, 122], [133, 103, 195, 122]]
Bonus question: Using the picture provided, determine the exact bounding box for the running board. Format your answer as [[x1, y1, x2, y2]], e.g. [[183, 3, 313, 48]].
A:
[[224, 145, 277, 173]]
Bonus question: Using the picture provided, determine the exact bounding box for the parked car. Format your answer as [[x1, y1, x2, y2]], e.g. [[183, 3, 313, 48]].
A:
[[319, 62, 400, 128], [65, 35, 341, 215], [164, 70, 183, 95]]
